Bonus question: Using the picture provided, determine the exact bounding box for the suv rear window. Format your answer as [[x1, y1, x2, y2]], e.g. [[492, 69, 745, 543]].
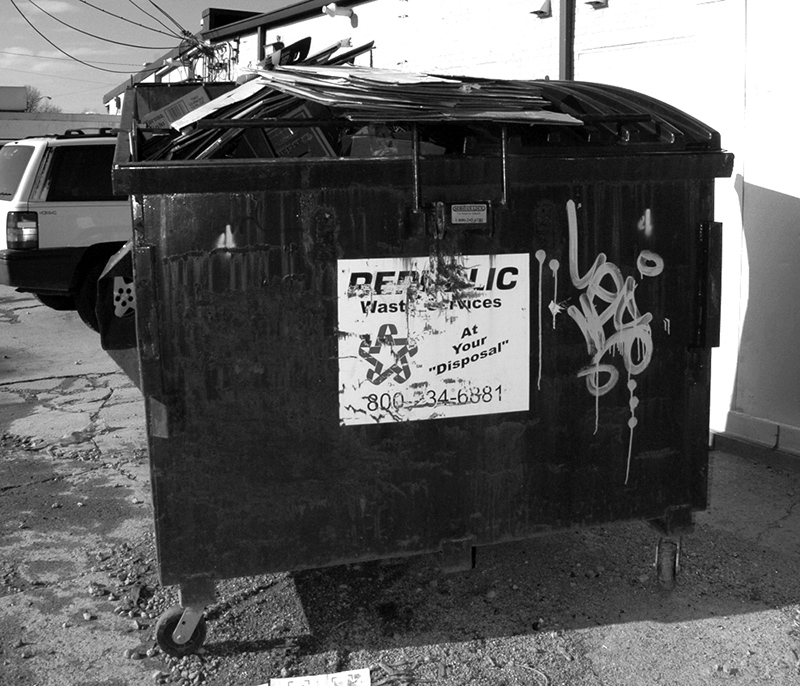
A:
[[0, 145, 34, 199], [43, 144, 126, 202]]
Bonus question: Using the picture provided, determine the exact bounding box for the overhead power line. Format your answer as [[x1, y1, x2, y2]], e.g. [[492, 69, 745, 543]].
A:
[[0, 48, 145, 68], [75, 0, 182, 40], [26, 0, 174, 51], [126, 0, 185, 38], [146, 0, 190, 35], [0, 63, 116, 85], [140, 0, 210, 57], [8, 0, 172, 74]]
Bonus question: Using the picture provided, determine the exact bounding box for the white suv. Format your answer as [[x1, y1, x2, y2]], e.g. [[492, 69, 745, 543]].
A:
[[0, 129, 131, 330]]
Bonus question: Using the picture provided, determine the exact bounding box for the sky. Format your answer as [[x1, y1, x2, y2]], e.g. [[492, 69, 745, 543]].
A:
[[1, 0, 274, 113]]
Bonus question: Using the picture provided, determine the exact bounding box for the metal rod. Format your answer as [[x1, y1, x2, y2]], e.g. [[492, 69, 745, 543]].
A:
[[193, 118, 354, 129], [189, 117, 568, 129], [559, 0, 576, 80], [500, 124, 509, 206], [412, 124, 421, 211]]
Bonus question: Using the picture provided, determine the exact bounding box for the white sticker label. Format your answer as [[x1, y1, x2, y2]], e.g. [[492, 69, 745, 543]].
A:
[[266, 667, 370, 686], [338, 253, 530, 425], [451, 203, 487, 224]]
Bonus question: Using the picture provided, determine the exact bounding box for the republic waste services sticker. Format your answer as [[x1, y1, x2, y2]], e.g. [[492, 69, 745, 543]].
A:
[[338, 253, 530, 425]]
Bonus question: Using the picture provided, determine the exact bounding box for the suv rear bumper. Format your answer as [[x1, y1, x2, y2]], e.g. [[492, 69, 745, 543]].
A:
[[0, 247, 86, 295]]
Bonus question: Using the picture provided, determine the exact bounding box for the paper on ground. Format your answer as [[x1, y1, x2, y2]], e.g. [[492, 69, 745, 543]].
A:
[[264, 667, 370, 686]]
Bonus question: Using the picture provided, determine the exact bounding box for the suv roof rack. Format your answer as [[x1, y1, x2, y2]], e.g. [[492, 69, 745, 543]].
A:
[[61, 127, 119, 137], [21, 128, 119, 140]]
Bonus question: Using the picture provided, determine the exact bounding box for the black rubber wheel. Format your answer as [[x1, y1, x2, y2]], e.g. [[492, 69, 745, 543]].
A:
[[75, 261, 106, 332], [656, 539, 679, 590], [155, 606, 207, 657], [35, 293, 76, 311]]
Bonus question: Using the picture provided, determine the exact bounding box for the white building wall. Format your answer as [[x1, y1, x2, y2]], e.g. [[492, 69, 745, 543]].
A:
[[729, 2, 800, 453], [261, 0, 559, 79]]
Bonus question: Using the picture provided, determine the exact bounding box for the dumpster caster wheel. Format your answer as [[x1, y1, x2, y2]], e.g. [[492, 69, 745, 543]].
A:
[[155, 606, 207, 657], [655, 537, 680, 590]]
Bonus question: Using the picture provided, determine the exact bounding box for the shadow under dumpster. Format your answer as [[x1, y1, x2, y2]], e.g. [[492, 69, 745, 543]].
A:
[[196, 450, 800, 666]]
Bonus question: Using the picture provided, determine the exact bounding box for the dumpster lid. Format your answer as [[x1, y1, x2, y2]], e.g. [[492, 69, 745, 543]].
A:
[[163, 64, 722, 152], [172, 65, 584, 129], [123, 43, 730, 166]]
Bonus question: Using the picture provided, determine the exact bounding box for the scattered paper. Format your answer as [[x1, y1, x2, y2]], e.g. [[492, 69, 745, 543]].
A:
[[265, 667, 370, 686]]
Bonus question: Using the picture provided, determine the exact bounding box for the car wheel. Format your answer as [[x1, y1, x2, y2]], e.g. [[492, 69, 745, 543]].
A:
[[35, 293, 76, 311], [75, 261, 106, 332]]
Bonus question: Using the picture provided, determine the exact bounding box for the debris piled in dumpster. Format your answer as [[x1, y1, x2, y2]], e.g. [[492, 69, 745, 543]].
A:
[[133, 36, 582, 162]]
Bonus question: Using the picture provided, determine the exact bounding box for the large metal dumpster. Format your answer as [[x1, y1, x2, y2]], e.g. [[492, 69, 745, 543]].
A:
[[112, 72, 733, 655]]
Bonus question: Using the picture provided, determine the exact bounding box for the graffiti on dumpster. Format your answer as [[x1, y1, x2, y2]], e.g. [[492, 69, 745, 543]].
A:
[[338, 254, 530, 425], [565, 198, 664, 401], [535, 199, 666, 483]]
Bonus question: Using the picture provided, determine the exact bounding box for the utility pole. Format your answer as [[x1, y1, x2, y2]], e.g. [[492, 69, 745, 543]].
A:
[[559, 0, 576, 80]]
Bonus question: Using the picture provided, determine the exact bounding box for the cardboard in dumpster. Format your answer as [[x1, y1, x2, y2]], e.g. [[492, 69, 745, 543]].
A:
[[170, 78, 268, 131], [263, 104, 336, 158], [245, 64, 583, 124], [133, 34, 582, 162], [141, 86, 210, 129], [347, 125, 445, 157], [265, 667, 370, 686]]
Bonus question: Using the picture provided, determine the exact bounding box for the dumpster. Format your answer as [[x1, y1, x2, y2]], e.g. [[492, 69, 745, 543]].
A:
[[112, 68, 733, 656]]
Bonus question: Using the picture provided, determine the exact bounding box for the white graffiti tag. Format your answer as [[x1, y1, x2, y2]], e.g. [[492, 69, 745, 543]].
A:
[[533, 200, 666, 483], [564, 200, 664, 484], [565, 199, 664, 398]]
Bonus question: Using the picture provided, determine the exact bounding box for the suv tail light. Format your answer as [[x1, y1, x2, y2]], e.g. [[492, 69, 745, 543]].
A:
[[6, 212, 39, 249]]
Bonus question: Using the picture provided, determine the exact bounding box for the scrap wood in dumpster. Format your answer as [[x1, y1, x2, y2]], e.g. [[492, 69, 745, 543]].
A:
[[133, 35, 583, 163]]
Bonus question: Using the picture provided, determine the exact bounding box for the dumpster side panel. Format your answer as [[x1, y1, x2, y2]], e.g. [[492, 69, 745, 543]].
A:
[[131, 159, 716, 585]]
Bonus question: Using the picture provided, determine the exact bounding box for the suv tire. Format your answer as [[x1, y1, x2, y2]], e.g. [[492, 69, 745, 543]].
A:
[[75, 261, 106, 332], [35, 293, 76, 311]]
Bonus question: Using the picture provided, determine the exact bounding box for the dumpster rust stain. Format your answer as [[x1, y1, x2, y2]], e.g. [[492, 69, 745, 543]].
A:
[[535, 199, 667, 485]]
